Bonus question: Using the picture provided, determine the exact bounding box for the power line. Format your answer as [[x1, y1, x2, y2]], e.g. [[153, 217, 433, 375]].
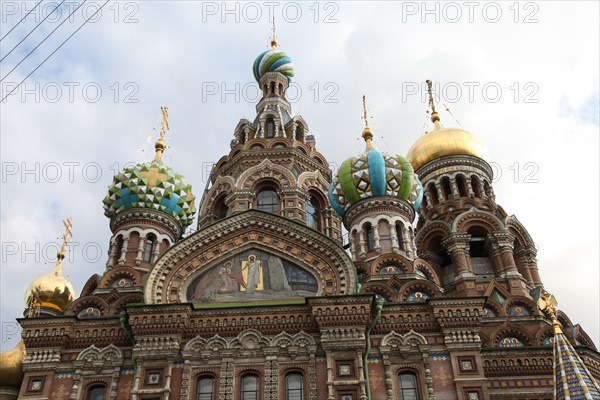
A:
[[1, 0, 86, 82], [1, 0, 109, 103], [0, 0, 44, 42], [1, 0, 66, 62]]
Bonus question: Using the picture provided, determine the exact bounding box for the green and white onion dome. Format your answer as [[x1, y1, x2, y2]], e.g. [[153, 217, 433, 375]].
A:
[[103, 158, 196, 228], [252, 39, 295, 82], [328, 127, 423, 217]]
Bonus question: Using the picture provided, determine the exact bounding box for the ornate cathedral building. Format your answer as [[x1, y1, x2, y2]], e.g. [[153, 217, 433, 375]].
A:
[[1, 33, 599, 400]]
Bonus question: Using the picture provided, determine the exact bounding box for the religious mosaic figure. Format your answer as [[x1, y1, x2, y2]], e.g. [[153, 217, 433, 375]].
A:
[[242, 254, 262, 293], [217, 262, 236, 294]]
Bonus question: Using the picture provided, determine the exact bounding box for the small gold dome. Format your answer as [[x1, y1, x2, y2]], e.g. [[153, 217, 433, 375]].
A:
[[407, 124, 489, 171], [25, 266, 75, 313], [0, 340, 25, 389]]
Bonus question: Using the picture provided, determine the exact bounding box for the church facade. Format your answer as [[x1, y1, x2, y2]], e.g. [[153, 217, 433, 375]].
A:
[[1, 34, 599, 400]]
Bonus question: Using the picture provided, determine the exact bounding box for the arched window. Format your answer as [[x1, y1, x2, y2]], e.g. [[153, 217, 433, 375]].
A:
[[241, 374, 259, 400], [427, 183, 439, 205], [306, 196, 321, 231], [395, 223, 404, 249], [471, 175, 482, 198], [87, 385, 106, 400], [441, 176, 452, 199], [196, 375, 215, 400], [285, 372, 304, 400], [115, 236, 124, 257], [365, 223, 374, 251], [257, 189, 278, 214], [266, 118, 275, 138], [143, 236, 154, 262], [456, 175, 468, 197], [270, 82, 275, 94], [399, 372, 419, 400], [214, 196, 229, 220]]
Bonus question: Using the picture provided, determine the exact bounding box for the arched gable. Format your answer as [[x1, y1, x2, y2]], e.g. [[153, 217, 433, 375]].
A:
[[452, 207, 504, 233], [144, 210, 355, 304]]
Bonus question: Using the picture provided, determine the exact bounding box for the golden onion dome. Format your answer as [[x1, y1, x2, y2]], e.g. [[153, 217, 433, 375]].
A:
[[407, 114, 489, 171], [0, 340, 25, 389], [25, 262, 75, 313]]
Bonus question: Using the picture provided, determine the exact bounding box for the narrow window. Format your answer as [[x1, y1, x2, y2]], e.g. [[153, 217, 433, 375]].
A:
[[365, 224, 374, 251], [395, 223, 404, 249], [241, 374, 259, 400], [143, 237, 154, 262], [399, 372, 419, 400], [266, 119, 275, 138], [196, 376, 215, 400], [285, 372, 304, 400], [306, 197, 320, 231]]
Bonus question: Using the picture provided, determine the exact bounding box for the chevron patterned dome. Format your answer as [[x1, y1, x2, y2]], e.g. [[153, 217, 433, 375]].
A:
[[103, 160, 196, 228], [328, 147, 423, 217]]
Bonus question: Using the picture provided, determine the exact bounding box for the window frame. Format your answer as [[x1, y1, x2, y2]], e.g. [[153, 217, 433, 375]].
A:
[[256, 188, 278, 214], [285, 371, 304, 400], [240, 373, 260, 400], [398, 371, 420, 400], [195, 374, 216, 400], [87, 384, 107, 400]]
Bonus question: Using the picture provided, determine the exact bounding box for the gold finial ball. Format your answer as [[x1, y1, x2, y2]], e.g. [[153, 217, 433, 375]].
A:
[[0, 340, 25, 389], [24, 270, 75, 313], [431, 111, 440, 123], [155, 138, 167, 151]]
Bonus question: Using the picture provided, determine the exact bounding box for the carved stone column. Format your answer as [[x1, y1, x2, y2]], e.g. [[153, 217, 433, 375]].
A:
[[442, 233, 473, 278], [264, 358, 279, 400], [118, 236, 129, 265], [372, 226, 382, 253], [389, 222, 400, 253], [308, 354, 317, 400], [135, 236, 146, 265], [179, 360, 191, 400], [219, 361, 234, 400]]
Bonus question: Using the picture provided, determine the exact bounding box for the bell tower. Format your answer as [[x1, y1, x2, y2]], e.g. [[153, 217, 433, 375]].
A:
[[197, 30, 342, 242], [407, 81, 540, 297]]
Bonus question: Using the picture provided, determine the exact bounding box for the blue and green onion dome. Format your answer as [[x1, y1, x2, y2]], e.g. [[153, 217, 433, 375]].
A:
[[103, 160, 196, 228], [328, 147, 423, 217], [253, 47, 295, 82]]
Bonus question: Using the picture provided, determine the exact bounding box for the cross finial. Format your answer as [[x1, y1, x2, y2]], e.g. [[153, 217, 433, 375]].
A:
[[362, 95, 369, 128], [361, 95, 374, 148], [270, 18, 278, 49], [154, 106, 169, 161], [538, 289, 562, 334], [426, 79, 441, 126], [58, 217, 73, 261]]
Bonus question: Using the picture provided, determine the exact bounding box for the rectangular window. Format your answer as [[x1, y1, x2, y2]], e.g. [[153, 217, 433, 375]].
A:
[[26, 376, 45, 394], [335, 360, 355, 378]]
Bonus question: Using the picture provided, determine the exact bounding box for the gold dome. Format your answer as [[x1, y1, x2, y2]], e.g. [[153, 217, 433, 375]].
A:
[[407, 122, 489, 171], [0, 340, 25, 389], [25, 264, 75, 313]]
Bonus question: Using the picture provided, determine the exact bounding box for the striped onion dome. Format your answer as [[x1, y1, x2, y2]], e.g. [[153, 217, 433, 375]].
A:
[[253, 48, 294, 82], [328, 146, 423, 217]]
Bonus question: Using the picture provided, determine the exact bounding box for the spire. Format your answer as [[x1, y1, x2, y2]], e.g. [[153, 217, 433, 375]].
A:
[[361, 95, 374, 149], [270, 18, 278, 49], [426, 79, 441, 130], [154, 106, 169, 161], [538, 290, 600, 399]]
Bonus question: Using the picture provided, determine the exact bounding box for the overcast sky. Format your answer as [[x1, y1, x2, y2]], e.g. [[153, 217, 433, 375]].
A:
[[1, 1, 598, 351]]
